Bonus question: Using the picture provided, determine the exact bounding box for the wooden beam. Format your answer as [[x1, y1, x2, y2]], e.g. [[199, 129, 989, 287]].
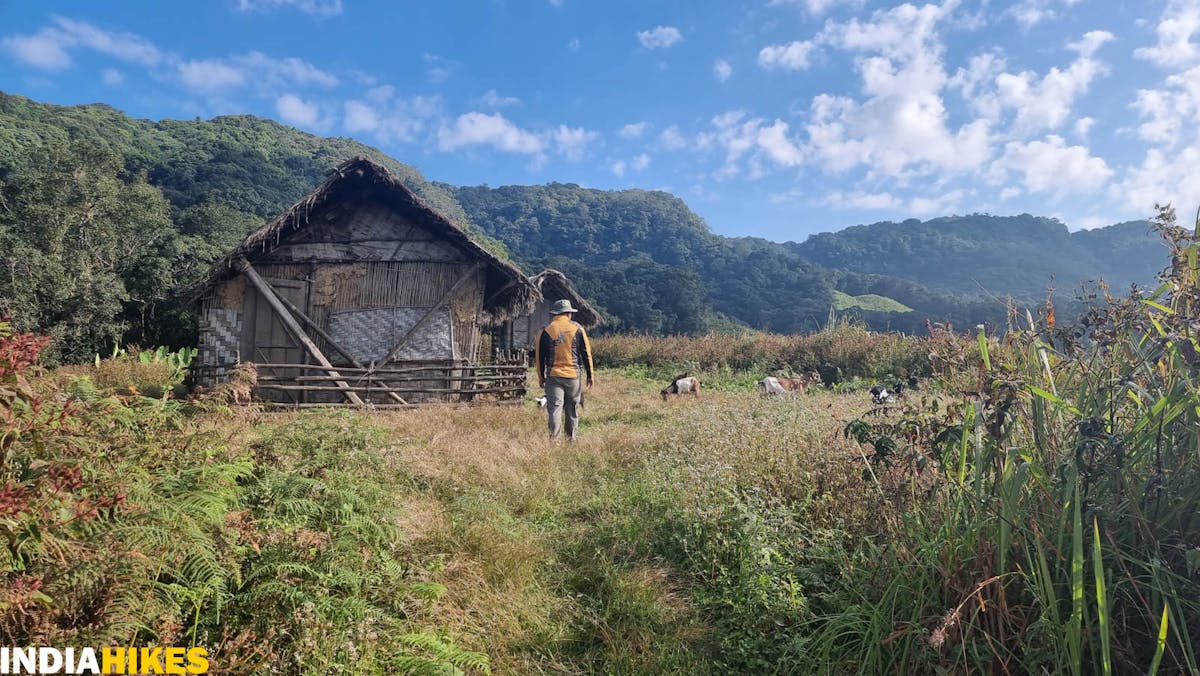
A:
[[237, 258, 366, 406], [263, 281, 408, 405], [377, 262, 484, 367]]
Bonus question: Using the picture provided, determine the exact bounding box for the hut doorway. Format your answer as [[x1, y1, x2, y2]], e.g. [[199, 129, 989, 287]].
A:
[[244, 278, 309, 402]]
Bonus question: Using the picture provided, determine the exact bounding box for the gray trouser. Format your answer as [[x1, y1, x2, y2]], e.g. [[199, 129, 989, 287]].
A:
[[545, 376, 582, 439]]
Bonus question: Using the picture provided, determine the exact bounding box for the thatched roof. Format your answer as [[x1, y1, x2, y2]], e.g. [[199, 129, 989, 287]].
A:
[[530, 269, 603, 327], [186, 156, 539, 325]]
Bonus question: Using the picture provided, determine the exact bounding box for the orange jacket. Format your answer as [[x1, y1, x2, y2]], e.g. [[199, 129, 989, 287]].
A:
[[535, 314, 594, 382]]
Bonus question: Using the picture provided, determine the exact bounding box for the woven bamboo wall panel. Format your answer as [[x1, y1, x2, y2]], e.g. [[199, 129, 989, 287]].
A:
[[328, 307, 454, 362], [197, 305, 242, 385]]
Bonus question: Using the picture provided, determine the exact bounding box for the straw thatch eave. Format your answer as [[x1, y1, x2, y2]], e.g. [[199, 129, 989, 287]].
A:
[[184, 156, 538, 325], [530, 269, 603, 327]]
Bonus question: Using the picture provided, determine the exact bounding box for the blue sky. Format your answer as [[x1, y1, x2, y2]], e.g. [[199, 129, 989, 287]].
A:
[[1, 0, 1198, 241]]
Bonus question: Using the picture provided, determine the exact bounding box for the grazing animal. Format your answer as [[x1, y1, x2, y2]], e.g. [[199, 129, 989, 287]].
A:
[[758, 371, 823, 397], [869, 384, 892, 405], [661, 373, 701, 401], [871, 380, 908, 405]]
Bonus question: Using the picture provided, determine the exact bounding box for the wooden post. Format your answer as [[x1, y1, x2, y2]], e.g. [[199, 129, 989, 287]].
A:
[[237, 258, 366, 406], [378, 262, 484, 367]]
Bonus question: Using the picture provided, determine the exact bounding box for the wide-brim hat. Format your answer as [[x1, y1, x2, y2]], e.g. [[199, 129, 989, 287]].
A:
[[550, 299, 578, 315]]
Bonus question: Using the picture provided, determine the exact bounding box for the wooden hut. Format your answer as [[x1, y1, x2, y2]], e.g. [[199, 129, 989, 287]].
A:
[[494, 269, 602, 356], [188, 156, 539, 406]]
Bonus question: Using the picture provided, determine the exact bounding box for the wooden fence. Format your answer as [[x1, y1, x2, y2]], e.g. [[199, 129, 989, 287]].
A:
[[193, 361, 528, 408]]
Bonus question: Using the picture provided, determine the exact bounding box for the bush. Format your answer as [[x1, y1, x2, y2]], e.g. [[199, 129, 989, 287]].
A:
[[0, 323, 488, 674]]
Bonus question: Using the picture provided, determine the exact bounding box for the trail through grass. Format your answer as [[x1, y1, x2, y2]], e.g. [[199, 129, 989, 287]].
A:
[[361, 371, 874, 673]]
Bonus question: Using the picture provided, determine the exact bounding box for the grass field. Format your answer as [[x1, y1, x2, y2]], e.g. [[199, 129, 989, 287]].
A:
[[366, 370, 877, 673], [6, 211, 1200, 674]]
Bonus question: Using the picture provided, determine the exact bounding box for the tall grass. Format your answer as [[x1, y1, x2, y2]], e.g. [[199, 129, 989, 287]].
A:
[[593, 321, 930, 380], [817, 206, 1200, 673]]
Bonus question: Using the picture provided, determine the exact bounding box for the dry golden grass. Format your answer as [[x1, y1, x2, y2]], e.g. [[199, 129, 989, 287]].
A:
[[312, 369, 886, 673]]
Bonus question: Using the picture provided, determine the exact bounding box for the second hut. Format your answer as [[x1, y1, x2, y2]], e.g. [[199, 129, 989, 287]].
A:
[[494, 269, 602, 357]]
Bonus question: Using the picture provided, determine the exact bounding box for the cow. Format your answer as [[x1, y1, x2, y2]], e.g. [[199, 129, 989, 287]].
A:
[[758, 371, 822, 397], [661, 373, 701, 401]]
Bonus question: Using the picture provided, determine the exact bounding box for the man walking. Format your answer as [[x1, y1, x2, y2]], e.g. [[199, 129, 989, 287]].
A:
[[535, 299, 595, 440]]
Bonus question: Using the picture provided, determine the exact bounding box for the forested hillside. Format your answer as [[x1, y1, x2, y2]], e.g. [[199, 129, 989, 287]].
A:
[[0, 92, 487, 360], [0, 91, 1173, 359], [449, 183, 832, 333], [789, 214, 1161, 298]]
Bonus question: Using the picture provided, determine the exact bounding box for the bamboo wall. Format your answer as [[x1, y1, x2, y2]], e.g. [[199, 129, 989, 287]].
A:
[[196, 199, 491, 402]]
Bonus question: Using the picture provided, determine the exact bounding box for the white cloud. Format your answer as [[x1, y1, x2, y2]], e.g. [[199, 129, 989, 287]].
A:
[[992, 55, 1109, 133], [1120, 146, 1200, 215], [424, 53, 455, 83], [54, 17, 163, 65], [758, 40, 815, 70], [1135, 0, 1200, 68], [2, 32, 72, 69], [235, 0, 343, 17], [637, 26, 683, 49], [700, 111, 805, 179], [1069, 30, 1115, 57], [552, 125, 599, 161], [756, 119, 804, 166], [1132, 65, 1200, 149], [619, 122, 649, 139], [275, 93, 324, 129], [237, 51, 338, 87], [825, 190, 902, 209], [802, 2, 994, 178], [610, 160, 627, 176], [478, 89, 519, 108], [101, 67, 123, 85], [714, 58, 733, 82], [991, 135, 1113, 197], [177, 51, 336, 94], [1, 17, 164, 70], [1074, 116, 1095, 138], [952, 31, 1111, 137], [438, 112, 545, 154], [631, 153, 651, 170], [1004, 0, 1084, 29], [1072, 215, 1112, 230], [768, 0, 858, 15], [343, 86, 441, 143], [178, 59, 247, 92], [660, 125, 688, 150], [908, 190, 966, 215]]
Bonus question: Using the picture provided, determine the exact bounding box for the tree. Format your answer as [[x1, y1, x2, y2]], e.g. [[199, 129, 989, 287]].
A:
[[0, 143, 173, 362]]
